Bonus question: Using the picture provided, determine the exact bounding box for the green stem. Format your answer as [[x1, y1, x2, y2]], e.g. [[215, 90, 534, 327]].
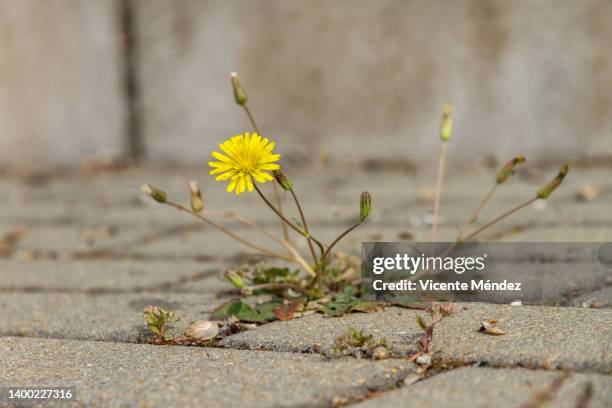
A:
[[460, 197, 538, 243], [321, 222, 361, 262], [469, 184, 498, 224], [164, 201, 294, 262], [249, 282, 307, 295], [290, 190, 318, 266], [254, 184, 306, 235], [243, 105, 260, 134], [431, 142, 448, 242], [241, 104, 289, 241]]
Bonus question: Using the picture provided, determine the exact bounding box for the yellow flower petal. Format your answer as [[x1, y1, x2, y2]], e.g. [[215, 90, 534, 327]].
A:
[[212, 151, 232, 163], [257, 163, 280, 171], [209, 132, 282, 195]]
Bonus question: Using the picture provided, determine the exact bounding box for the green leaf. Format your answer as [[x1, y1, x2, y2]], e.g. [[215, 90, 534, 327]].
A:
[[320, 301, 354, 317], [253, 301, 282, 321], [416, 315, 428, 331], [211, 299, 272, 323]]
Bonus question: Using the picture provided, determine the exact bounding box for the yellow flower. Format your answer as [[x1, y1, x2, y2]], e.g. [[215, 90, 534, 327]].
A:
[[209, 132, 281, 195]]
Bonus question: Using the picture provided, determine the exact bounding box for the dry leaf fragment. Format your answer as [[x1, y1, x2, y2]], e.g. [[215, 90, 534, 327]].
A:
[[274, 299, 303, 321], [479, 319, 505, 335], [576, 184, 602, 202], [403, 374, 421, 386], [415, 353, 432, 366]]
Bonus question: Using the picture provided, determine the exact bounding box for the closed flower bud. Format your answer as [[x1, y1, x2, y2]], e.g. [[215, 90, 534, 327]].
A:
[[230, 72, 248, 106], [189, 180, 204, 213], [496, 155, 526, 184], [537, 163, 569, 199], [440, 102, 453, 142], [185, 320, 219, 340], [360, 191, 372, 223], [225, 270, 246, 290], [140, 184, 167, 203], [273, 170, 293, 191]]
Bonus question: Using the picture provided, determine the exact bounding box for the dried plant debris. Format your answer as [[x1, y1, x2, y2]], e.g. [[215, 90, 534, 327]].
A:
[[331, 327, 389, 359], [576, 184, 602, 202], [143, 306, 252, 346], [520, 371, 570, 408], [574, 381, 594, 408], [0, 227, 26, 257], [479, 319, 505, 335]]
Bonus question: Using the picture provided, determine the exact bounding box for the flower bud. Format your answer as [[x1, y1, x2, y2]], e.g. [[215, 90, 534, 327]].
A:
[[273, 170, 293, 191], [537, 163, 569, 199], [230, 72, 248, 106], [189, 180, 204, 213], [496, 155, 526, 184], [140, 184, 167, 203], [440, 102, 453, 142], [360, 191, 372, 223], [225, 270, 246, 290]]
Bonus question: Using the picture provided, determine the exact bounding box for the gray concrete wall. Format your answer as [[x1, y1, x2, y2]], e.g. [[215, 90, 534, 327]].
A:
[[138, 0, 612, 166], [0, 1, 611, 168], [0, 0, 126, 167]]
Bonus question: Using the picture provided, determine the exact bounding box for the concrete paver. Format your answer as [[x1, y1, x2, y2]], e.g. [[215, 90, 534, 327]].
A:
[[0, 336, 413, 408], [354, 367, 612, 408]]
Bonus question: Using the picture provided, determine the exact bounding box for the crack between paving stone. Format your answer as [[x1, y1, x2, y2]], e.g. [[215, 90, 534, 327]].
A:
[[338, 360, 612, 407], [0, 268, 221, 295], [1, 249, 265, 264]]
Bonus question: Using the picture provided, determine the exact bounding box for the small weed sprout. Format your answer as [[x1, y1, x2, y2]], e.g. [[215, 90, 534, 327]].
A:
[[415, 302, 454, 355], [332, 327, 388, 359], [143, 305, 179, 341]]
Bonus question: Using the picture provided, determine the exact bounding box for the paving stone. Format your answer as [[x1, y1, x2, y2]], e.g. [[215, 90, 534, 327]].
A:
[[0, 260, 228, 293], [2, 167, 609, 235], [0, 293, 228, 342], [572, 286, 612, 309], [0, 336, 412, 408], [221, 304, 612, 373], [353, 367, 612, 408]]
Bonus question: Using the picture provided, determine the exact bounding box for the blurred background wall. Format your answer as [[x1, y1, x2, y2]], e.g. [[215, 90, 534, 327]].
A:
[[0, 0, 611, 169]]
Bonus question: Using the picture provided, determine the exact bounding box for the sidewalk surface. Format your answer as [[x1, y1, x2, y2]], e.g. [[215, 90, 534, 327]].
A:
[[0, 163, 610, 407]]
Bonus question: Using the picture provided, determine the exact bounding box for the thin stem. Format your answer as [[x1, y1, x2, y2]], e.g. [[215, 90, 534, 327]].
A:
[[284, 240, 317, 278], [242, 105, 260, 134], [249, 282, 307, 295], [411, 197, 539, 282], [274, 184, 290, 241], [220, 210, 312, 274], [431, 143, 448, 242], [241, 104, 289, 241], [216, 210, 287, 250], [290, 190, 318, 265], [164, 201, 294, 262], [321, 222, 361, 261], [460, 197, 538, 243], [469, 184, 498, 224], [254, 184, 307, 237]]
